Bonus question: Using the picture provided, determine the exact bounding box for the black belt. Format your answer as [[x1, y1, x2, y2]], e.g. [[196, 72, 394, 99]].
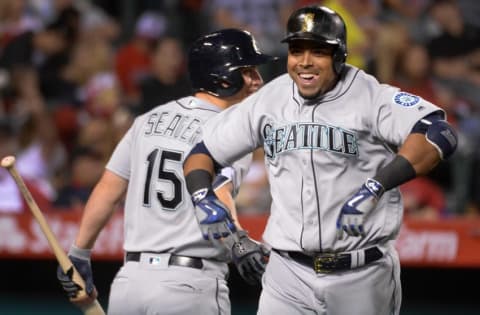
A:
[[125, 252, 203, 269], [276, 247, 383, 273]]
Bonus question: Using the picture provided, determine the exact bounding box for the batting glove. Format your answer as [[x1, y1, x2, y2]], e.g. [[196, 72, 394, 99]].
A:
[[192, 188, 237, 240], [232, 230, 270, 286], [336, 178, 384, 240], [57, 245, 95, 299]]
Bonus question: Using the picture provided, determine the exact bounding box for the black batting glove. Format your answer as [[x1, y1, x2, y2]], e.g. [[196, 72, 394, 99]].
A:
[[232, 230, 270, 286], [57, 246, 95, 299]]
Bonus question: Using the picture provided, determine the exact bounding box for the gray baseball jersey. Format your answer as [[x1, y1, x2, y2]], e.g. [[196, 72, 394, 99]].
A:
[[106, 96, 250, 260], [201, 65, 444, 253]]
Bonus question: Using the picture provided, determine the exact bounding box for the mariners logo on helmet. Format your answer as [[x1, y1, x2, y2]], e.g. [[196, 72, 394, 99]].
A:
[[301, 13, 315, 32]]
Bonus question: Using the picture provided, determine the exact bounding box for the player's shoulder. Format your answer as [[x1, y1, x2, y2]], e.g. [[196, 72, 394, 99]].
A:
[[128, 97, 186, 127], [342, 65, 382, 89], [260, 73, 293, 94], [136, 96, 218, 118], [342, 64, 403, 100]]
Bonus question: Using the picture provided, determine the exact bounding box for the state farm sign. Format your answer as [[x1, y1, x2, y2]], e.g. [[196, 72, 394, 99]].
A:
[[396, 225, 458, 263]]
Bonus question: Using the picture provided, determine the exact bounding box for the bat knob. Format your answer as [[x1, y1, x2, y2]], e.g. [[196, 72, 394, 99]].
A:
[[1, 156, 16, 169]]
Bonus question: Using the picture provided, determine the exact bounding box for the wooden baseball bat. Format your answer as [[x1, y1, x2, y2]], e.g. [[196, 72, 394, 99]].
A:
[[1, 155, 106, 315]]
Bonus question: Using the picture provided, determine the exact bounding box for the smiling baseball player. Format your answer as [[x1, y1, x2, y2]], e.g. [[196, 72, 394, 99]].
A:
[[183, 5, 458, 315]]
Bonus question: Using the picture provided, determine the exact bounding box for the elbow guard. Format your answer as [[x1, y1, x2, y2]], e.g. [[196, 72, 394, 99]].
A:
[[185, 141, 224, 173], [425, 120, 458, 160]]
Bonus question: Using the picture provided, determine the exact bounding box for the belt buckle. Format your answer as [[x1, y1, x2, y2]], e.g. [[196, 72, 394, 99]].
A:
[[313, 253, 337, 273]]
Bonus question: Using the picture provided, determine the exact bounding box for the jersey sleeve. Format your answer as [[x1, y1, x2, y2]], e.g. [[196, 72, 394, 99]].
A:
[[202, 92, 262, 166], [374, 89, 445, 147], [106, 122, 134, 180]]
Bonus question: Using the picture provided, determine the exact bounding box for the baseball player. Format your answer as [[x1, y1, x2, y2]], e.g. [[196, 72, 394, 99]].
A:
[[183, 5, 458, 315], [56, 28, 274, 315]]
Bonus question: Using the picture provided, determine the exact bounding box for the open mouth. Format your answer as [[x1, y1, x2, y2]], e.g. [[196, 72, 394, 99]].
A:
[[298, 72, 319, 86]]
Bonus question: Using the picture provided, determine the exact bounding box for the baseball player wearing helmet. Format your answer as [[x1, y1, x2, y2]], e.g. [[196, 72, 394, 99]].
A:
[[183, 5, 458, 315], [56, 28, 275, 315]]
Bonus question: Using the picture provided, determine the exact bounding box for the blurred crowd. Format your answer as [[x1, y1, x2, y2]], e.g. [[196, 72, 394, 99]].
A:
[[0, 0, 479, 220]]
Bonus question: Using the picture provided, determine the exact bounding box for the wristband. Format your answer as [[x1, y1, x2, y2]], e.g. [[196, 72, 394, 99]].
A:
[[185, 169, 213, 195], [68, 245, 92, 260], [373, 155, 416, 191]]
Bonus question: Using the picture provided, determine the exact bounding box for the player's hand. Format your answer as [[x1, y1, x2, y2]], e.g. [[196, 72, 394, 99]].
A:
[[192, 188, 237, 240], [231, 231, 270, 286], [57, 247, 97, 304], [336, 178, 384, 240]]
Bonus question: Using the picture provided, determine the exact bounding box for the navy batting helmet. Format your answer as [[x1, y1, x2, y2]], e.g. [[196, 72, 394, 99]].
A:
[[188, 28, 277, 97], [282, 6, 347, 74]]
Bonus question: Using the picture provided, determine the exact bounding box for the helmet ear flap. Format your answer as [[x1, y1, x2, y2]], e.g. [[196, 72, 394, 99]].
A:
[[209, 70, 244, 97], [333, 40, 347, 74]]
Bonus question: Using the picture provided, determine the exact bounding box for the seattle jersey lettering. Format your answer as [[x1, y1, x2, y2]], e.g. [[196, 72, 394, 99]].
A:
[[263, 122, 358, 159], [144, 111, 202, 145]]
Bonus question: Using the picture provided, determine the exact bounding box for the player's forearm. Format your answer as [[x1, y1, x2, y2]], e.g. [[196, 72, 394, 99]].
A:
[[75, 170, 127, 249], [215, 182, 244, 230], [184, 153, 215, 178]]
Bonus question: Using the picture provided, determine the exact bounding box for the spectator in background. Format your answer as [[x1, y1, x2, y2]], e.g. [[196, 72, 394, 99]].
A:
[[391, 39, 480, 216], [0, 66, 66, 213], [323, 0, 379, 70], [176, 0, 211, 47], [115, 11, 167, 107], [84, 72, 122, 120], [455, 0, 480, 29], [53, 117, 116, 209], [9, 67, 67, 200], [434, 86, 480, 215], [36, 5, 81, 101], [0, 4, 80, 109], [400, 176, 446, 220], [377, 0, 434, 44], [54, 146, 105, 210], [137, 36, 191, 114], [76, 117, 116, 164], [426, 0, 480, 109], [205, 0, 295, 81], [50, 33, 118, 151], [371, 18, 410, 83], [0, 16, 73, 72], [393, 43, 438, 104], [0, 120, 52, 213], [424, 0, 480, 216], [0, 0, 43, 50], [75, 0, 121, 43], [0, 118, 23, 213], [110, 106, 135, 144]]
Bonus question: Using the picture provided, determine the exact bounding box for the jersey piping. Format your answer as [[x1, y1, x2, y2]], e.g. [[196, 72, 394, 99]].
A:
[[292, 68, 361, 252]]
